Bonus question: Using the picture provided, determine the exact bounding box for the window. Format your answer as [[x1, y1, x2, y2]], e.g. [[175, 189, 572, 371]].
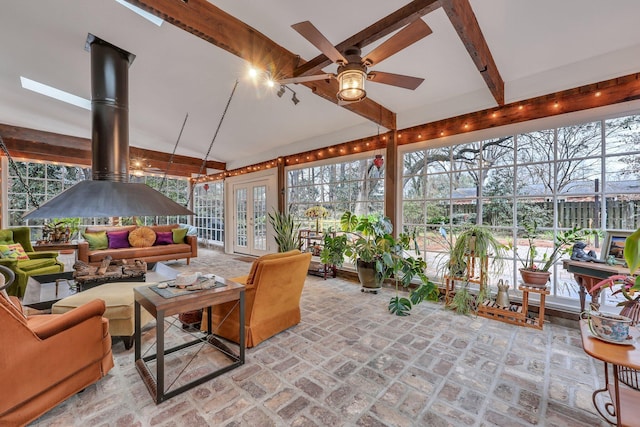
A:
[[7, 161, 90, 238], [7, 160, 191, 236], [287, 155, 384, 231], [193, 181, 224, 244], [132, 175, 190, 226], [402, 114, 640, 309]]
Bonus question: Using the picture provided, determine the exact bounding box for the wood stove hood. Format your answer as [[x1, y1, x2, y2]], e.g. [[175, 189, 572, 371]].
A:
[[23, 34, 193, 220]]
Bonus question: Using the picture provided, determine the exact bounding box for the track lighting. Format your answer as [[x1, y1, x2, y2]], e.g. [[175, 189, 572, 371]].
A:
[[275, 84, 300, 106]]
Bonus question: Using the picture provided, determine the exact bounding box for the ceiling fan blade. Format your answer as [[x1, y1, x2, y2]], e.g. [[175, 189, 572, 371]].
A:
[[278, 73, 334, 85], [292, 21, 347, 64], [363, 20, 432, 66], [367, 71, 424, 90]]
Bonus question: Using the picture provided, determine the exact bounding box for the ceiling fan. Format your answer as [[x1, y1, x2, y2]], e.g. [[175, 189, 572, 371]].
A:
[[279, 19, 432, 104]]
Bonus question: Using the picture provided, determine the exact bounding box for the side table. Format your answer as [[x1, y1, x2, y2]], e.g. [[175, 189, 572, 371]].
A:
[[134, 277, 245, 404], [579, 320, 640, 426]]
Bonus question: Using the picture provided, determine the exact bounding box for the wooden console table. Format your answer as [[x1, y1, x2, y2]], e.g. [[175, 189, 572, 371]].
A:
[[562, 260, 630, 312], [579, 320, 640, 426]]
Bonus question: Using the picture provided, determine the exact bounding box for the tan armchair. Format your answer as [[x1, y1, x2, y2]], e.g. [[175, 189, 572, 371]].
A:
[[205, 250, 311, 348], [0, 266, 113, 426]]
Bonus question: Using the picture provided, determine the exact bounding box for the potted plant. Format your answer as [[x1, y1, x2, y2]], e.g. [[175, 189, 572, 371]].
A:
[[517, 220, 600, 287], [446, 224, 506, 314], [338, 211, 393, 291], [322, 211, 438, 315], [268, 209, 300, 252], [43, 217, 81, 244]]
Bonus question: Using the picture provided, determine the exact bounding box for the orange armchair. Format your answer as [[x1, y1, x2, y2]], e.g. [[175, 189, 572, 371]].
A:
[[205, 250, 311, 348], [0, 269, 114, 426]]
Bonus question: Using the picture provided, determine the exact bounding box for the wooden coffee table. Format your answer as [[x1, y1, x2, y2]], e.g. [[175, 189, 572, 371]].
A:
[[134, 276, 245, 404]]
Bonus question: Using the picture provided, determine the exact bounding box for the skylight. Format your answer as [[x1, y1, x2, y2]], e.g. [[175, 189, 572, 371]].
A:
[[114, 0, 163, 26], [20, 77, 91, 110]]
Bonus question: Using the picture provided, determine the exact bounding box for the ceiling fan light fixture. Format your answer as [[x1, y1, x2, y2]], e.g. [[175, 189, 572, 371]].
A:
[[337, 65, 366, 102]]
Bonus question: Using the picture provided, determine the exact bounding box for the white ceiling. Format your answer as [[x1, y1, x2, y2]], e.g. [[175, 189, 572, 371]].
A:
[[2, 1, 640, 170]]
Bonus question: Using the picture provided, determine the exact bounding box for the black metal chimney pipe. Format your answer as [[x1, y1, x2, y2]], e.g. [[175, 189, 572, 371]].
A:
[[87, 34, 135, 182], [22, 35, 194, 219]]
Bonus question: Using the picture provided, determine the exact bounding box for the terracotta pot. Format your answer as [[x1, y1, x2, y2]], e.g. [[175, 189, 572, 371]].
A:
[[519, 268, 551, 288]]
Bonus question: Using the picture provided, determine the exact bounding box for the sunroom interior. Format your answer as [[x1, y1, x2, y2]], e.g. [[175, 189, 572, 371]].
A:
[[3, 0, 640, 313], [2, 1, 640, 425]]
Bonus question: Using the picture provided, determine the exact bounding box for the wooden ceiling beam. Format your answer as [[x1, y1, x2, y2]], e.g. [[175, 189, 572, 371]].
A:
[[294, 0, 441, 78], [440, 0, 504, 105], [396, 72, 640, 144], [0, 124, 223, 178], [129, 147, 225, 175], [130, 0, 396, 130], [2, 138, 89, 165]]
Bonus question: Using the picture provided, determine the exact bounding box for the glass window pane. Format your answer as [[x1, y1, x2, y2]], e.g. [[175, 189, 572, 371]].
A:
[[557, 121, 601, 160], [517, 129, 554, 163], [483, 167, 514, 197], [482, 198, 513, 226], [605, 115, 640, 155]]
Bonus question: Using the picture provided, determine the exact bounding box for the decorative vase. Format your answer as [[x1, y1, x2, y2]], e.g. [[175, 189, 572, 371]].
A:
[[496, 279, 510, 307], [519, 268, 551, 288]]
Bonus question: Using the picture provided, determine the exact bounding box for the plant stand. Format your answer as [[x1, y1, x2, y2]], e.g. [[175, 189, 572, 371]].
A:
[[298, 229, 336, 280], [477, 284, 549, 330], [444, 253, 487, 303]]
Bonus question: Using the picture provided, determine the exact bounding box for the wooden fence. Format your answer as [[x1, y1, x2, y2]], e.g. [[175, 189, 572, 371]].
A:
[[451, 199, 640, 230]]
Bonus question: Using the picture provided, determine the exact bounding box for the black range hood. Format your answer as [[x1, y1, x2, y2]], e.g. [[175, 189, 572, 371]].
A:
[[24, 34, 193, 219]]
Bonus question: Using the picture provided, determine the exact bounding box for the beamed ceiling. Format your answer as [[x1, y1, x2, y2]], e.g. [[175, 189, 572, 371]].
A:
[[1, 1, 640, 178]]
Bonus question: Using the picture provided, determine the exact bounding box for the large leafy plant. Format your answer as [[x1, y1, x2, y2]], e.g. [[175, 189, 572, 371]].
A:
[[322, 211, 438, 316]]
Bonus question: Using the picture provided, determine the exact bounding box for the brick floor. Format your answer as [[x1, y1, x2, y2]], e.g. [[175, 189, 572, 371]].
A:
[[29, 249, 611, 426]]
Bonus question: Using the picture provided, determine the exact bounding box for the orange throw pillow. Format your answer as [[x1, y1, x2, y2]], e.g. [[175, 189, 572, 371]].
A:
[[128, 227, 156, 248]]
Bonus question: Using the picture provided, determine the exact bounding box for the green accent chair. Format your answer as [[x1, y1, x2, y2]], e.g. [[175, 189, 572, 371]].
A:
[[0, 227, 64, 298]]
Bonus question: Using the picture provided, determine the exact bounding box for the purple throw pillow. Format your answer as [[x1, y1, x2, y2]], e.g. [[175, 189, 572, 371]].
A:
[[155, 231, 174, 245], [107, 230, 130, 249]]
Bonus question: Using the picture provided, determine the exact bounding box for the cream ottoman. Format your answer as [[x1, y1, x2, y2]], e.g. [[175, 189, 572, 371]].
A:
[[52, 282, 154, 349]]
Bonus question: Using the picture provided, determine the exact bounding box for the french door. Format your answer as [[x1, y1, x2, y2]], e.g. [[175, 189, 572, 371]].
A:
[[232, 178, 274, 256]]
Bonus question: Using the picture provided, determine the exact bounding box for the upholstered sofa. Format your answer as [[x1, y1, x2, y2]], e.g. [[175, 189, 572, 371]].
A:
[[0, 227, 64, 297], [77, 224, 197, 265], [204, 249, 312, 348]]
